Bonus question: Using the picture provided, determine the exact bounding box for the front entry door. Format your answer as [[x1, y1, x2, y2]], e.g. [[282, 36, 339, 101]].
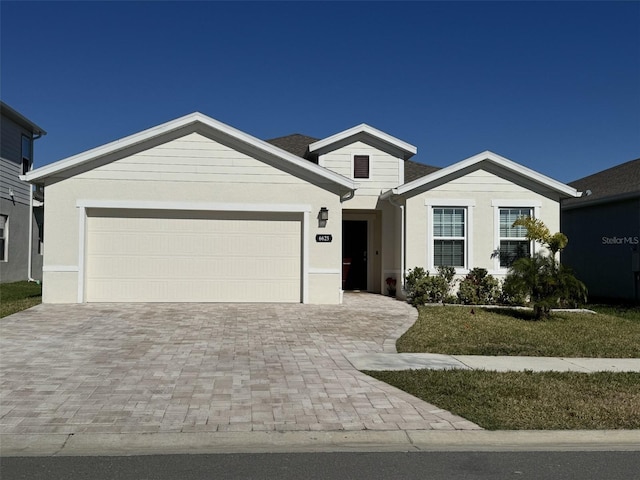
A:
[[342, 220, 367, 290]]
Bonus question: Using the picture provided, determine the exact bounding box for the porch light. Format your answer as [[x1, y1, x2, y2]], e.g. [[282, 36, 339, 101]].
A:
[[319, 207, 329, 221]]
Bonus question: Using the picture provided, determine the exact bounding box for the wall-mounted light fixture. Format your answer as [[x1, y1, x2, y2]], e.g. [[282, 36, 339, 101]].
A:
[[319, 207, 329, 221], [8, 187, 14, 197]]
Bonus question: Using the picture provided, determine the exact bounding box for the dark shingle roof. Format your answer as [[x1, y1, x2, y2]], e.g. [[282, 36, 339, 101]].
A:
[[265, 134, 319, 158], [564, 158, 640, 207], [404, 160, 441, 183], [265, 133, 441, 185]]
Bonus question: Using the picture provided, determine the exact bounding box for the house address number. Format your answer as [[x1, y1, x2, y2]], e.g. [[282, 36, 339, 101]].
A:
[[316, 234, 333, 243]]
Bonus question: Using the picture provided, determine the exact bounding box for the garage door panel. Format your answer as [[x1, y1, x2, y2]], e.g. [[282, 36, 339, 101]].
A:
[[86, 210, 302, 302]]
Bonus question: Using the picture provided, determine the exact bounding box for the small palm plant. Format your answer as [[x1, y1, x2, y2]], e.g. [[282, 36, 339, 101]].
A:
[[505, 217, 587, 319]]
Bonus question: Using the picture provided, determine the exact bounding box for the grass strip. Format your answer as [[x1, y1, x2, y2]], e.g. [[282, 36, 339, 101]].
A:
[[397, 306, 640, 358], [366, 369, 640, 430], [0, 281, 42, 318]]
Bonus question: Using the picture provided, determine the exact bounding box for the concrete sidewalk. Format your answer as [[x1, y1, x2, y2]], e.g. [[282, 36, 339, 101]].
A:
[[347, 353, 640, 373]]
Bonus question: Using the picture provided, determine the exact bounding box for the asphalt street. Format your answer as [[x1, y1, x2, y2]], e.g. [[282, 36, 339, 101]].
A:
[[2, 451, 640, 480]]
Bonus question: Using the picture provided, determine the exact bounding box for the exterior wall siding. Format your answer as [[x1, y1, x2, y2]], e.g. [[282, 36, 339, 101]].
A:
[[405, 167, 562, 279], [74, 133, 312, 184], [1, 111, 41, 282], [320, 141, 402, 209], [0, 198, 30, 282], [1, 158, 31, 205], [1, 115, 29, 162], [42, 132, 343, 304]]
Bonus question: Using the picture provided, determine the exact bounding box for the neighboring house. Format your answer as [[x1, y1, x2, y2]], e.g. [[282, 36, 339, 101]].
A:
[[24, 112, 578, 304], [0, 102, 46, 283], [562, 158, 640, 302]]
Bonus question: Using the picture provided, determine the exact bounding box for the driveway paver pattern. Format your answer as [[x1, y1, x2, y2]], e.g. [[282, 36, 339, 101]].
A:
[[0, 293, 480, 434]]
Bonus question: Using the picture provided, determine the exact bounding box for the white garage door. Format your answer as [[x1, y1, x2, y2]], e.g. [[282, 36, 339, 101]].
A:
[[85, 209, 302, 302]]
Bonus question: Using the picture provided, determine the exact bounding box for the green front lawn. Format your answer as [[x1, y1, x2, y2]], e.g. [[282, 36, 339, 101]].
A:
[[0, 281, 42, 318], [396, 305, 640, 358], [369, 303, 640, 430], [366, 369, 640, 430]]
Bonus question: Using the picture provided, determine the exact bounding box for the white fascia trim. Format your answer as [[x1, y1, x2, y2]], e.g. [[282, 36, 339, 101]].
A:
[[75, 200, 313, 213], [309, 124, 417, 156], [396, 151, 579, 198], [42, 265, 79, 272], [25, 112, 357, 190], [25, 113, 204, 182]]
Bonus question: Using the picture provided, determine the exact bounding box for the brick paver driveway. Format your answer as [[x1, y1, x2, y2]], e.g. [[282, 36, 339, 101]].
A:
[[1, 293, 479, 434]]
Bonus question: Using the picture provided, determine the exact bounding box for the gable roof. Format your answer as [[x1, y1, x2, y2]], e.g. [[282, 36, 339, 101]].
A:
[[23, 113, 357, 191], [382, 150, 579, 199], [265, 134, 319, 158], [308, 123, 417, 160], [563, 157, 640, 208]]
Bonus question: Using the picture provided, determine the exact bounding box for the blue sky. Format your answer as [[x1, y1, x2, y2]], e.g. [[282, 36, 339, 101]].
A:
[[2, 1, 639, 183]]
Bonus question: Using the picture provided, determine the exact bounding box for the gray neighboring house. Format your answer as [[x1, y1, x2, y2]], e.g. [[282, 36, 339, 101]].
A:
[[0, 102, 47, 283], [561, 158, 640, 302]]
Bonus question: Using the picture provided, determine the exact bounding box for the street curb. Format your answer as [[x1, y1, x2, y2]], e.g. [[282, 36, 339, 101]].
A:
[[2, 430, 639, 456]]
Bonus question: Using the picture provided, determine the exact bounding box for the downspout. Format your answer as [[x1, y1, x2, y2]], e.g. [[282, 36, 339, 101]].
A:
[[27, 184, 34, 281], [387, 194, 405, 292], [27, 132, 44, 283]]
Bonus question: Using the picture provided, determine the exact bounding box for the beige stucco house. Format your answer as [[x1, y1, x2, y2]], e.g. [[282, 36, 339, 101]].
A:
[[24, 112, 579, 304]]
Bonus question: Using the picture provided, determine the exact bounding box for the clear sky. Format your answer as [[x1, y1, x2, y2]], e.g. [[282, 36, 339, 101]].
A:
[[2, 1, 639, 183]]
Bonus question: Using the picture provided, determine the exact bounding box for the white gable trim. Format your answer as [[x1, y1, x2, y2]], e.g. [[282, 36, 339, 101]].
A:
[[24, 112, 357, 190], [308, 123, 417, 157], [384, 151, 579, 198]]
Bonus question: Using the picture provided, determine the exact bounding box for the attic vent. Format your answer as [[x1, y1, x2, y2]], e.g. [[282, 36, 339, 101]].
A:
[[354, 155, 370, 179]]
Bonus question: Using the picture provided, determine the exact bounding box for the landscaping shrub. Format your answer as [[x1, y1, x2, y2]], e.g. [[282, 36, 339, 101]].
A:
[[404, 266, 456, 306], [505, 254, 587, 318], [499, 275, 528, 306], [505, 217, 587, 319], [457, 268, 500, 305]]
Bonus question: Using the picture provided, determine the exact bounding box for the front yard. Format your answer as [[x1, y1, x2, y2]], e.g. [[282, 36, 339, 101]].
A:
[[397, 305, 640, 357], [0, 281, 42, 318], [368, 305, 640, 430]]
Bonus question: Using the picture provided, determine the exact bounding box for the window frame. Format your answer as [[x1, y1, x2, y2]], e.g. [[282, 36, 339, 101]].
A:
[[492, 200, 541, 272], [352, 154, 370, 180], [21, 135, 32, 175], [433, 207, 466, 268], [426, 199, 475, 274]]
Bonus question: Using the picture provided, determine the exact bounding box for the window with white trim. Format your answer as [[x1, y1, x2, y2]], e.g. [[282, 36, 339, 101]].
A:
[[22, 135, 32, 175], [353, 155, 370, 179], [499, 207, 532, 267], [0, 215, 7, 261], [433, 207, 465, 267]]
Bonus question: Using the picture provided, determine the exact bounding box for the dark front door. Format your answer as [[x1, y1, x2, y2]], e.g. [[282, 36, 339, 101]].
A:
[[342, 220, 367, 290]]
